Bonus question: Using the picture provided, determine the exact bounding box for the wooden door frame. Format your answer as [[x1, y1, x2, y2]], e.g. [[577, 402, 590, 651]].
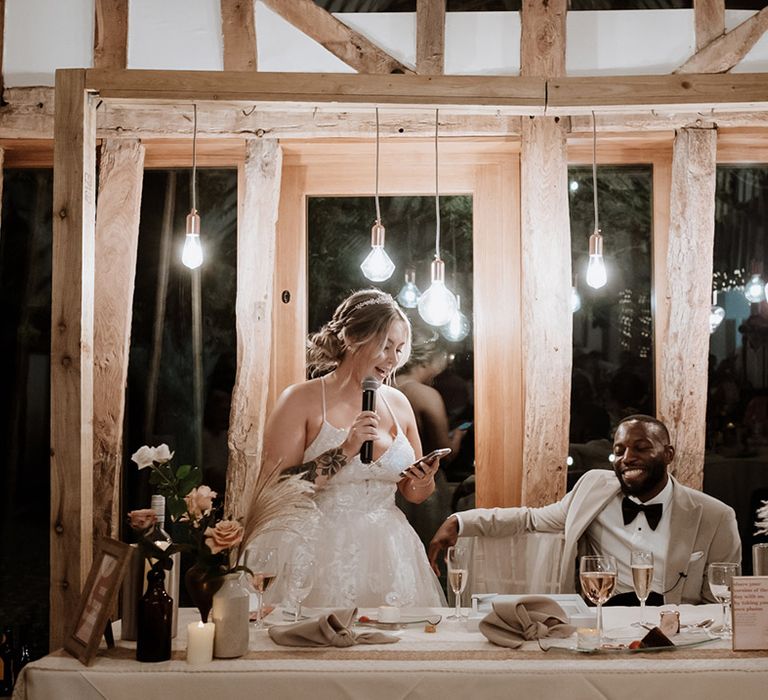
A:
[[273, 138, 523, 508]]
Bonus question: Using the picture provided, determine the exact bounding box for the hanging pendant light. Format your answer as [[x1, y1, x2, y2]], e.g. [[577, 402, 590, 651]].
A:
[[397, 268, 421, 308], [586, 111, 607, 290], [419, 110, 457, 327], [441, 294, 470, 342], [182, 103, 204, 269], [361, 108, 395, 282], [710, 289, 725, 333]]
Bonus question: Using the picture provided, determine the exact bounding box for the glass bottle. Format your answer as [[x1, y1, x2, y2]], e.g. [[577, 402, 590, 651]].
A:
[[147, 495, 180, 637], [212, 573, 250, 658], [136, 566, 173, 662]]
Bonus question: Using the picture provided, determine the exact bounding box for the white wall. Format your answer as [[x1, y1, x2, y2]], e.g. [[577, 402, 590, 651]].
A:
[[3, 2, 767, 87]]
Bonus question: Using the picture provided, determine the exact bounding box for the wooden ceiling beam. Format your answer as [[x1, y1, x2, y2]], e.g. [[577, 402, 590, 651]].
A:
[[260, 0, 413, 74], [693, 0, 725, 52], [520, 0, 566, 78], [221, 0, 257, 71], [93, 0, 128, 70], [676, 7, 768, 74], [416, 0, 445, 75]]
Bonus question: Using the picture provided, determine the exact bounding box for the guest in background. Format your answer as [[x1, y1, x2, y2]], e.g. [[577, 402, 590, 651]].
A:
[[429, 415, 740, 605], [260, 289, 446, 608]]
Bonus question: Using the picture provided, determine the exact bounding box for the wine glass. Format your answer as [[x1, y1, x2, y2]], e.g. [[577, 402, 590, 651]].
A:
[[630, 550, 654, 626], [284, 555, 315, 622], [579, 555, 617, 643], [244, 546, 278, 629], [446, 544, 470, 620], [708, 562, 741, 638]]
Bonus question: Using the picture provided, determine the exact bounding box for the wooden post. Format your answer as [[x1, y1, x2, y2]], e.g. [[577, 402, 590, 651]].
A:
[[51, 69, 97, 650], [657, 127, 717, 490], [93, 0, 128, 70], [416, 0, 445, 75], [93, 139, 145, 545], [520, 0, 570, 506], [694, 0, 725, 51], [225, 139, 282, 519], [0, 0, 5, 100], [221, 0, 257, 71]]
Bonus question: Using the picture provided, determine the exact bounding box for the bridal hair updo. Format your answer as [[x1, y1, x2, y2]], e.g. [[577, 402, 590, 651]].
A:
[[306, 289, 412, 378]]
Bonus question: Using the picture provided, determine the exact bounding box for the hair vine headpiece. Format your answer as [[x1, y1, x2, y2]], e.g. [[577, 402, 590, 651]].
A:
[[350, 294, 393, 314]]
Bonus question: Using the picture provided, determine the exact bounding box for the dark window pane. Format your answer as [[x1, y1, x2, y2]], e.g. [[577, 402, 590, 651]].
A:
[[125, 169, 237, 510], [568, 165, 654, 479], [707, 166, 768, 575], [0, 169, 53, 661]]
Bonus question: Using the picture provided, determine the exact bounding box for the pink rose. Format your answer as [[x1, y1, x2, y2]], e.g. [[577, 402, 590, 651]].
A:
[[127, 508, 157, 532], [184, 485, 217, 520], [204, 519, 244, 555]]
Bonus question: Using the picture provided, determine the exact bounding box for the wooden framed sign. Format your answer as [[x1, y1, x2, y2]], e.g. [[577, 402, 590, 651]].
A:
[[64, 537, 132, 665]]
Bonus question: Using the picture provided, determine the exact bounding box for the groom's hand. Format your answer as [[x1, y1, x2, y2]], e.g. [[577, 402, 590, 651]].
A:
[[428, 515, 459, 576]]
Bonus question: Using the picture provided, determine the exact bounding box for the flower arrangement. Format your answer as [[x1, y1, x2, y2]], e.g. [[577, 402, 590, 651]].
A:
[[128, 444, 316, 594], [756, 499, 768, 537]]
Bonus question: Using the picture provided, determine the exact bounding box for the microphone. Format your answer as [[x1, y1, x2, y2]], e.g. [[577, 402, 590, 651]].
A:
[[360, 376, 380, 463]]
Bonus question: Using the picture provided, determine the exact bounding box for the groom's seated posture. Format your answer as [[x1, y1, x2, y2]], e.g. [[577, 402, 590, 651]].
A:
[[428, 415, 741, 605]]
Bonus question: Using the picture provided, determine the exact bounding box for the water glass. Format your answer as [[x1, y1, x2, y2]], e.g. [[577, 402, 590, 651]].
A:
[[708, 562, 740, 638]]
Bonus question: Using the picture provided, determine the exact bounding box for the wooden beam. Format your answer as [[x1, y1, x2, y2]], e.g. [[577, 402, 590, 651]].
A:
[[260, 0, 413, 74], [657, 127, 717, 491], [225, 139, 282, 520], [93, 139, 144, 547], [416, 0, 445, 75], [570, 110, 768, 133], [520, 116, 570, 507], [694, 0, 725, 52], [85, 70, 543, 109], [677, 8, 768, 74], [93, 0, 128, 70], [520, 0, 567, 78], [50, 68, 97, 650], [547, 73, 768, 115], [221, 0, 257, 71]]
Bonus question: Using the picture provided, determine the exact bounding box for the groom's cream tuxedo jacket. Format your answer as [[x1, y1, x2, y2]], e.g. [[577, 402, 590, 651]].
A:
[[459, 470, 741, 604]]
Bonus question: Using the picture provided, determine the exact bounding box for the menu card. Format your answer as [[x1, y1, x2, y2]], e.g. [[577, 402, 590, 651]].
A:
[[731, 576, 768, 650]]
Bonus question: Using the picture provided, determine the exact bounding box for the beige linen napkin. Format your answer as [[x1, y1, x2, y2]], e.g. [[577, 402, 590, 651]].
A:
[[479, 596, 576, 649], [268, 609, 400, 647]]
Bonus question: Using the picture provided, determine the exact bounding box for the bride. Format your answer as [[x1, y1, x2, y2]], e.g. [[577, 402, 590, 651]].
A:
[[260, 289, 447, 608]]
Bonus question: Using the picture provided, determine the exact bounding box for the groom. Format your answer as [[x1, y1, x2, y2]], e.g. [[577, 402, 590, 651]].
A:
[[428, 415, 740, 605]]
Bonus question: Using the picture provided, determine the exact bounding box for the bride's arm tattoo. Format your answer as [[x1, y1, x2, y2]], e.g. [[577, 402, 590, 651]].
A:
[[282, 446, 349, 483]]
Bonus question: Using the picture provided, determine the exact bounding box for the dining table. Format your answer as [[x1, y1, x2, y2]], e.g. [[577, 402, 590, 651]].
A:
[[12, 603, 768, 700]]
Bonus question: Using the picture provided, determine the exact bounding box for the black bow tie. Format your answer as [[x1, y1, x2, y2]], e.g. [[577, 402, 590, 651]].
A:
[[621, 497, 663, 531]]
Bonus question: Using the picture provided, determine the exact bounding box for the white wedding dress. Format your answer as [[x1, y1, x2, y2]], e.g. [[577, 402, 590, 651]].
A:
[[299, 378, 447, 608]]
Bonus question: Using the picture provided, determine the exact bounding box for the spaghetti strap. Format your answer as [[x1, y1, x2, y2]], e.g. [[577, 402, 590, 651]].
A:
[[379, 393, 400, 433], [320, 376, 327, 422]]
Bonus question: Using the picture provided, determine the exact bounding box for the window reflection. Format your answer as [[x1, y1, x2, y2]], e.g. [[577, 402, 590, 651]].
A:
[[568, 165, 654, 483]]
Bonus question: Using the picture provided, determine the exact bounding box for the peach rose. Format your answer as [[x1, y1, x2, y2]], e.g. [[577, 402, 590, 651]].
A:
[[128, 508, 157, 532], [184, 485, 217, 520], [204, 519, 244, 555]]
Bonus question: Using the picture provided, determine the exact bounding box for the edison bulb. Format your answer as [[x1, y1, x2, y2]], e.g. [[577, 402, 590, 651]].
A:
[[571, 286, 582, 313], [361, 246, 395, 282], [182, 233, 203, 269], [397, 279, 421, 308], [441, 308, 470, 342], [418, 281, 457, 326], [745, 273, 765, 303], [586, 254, 607, 289], [709, 305, 725, 333]]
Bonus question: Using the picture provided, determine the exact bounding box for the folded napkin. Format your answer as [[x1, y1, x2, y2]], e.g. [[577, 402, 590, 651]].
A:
[[479, 595, 576, 649], [268, 608, 400, 648]]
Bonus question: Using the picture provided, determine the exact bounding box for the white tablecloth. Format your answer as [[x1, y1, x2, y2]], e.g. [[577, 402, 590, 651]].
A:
[[14, 605, 768, 700]]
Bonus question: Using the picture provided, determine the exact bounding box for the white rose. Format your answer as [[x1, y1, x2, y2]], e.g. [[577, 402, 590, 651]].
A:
[[153, 444, 174, 464], [131, 445, 155, 469]]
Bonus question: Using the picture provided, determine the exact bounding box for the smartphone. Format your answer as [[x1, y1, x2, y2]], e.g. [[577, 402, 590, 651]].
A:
[[399, 448, 451, 477]]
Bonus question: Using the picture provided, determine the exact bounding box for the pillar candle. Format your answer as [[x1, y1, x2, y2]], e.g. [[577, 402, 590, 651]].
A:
[[186, 621, 215, 665]]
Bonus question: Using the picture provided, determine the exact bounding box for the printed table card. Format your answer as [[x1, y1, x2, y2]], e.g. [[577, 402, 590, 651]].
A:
[[731, 576, 768, 651]]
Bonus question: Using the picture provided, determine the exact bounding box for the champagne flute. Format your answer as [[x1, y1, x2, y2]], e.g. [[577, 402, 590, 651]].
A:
[[446, 544, 470, 620], [244, 547, 278, 629], [630, 550, 654, 626], [579, 555, 617, 643], [284, 555, 315, 622], [708, 562, 740, 638]]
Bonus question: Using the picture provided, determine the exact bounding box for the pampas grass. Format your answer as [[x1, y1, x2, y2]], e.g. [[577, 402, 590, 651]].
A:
[[237, 465, 316, 559], [756, 499, 768, 537]]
